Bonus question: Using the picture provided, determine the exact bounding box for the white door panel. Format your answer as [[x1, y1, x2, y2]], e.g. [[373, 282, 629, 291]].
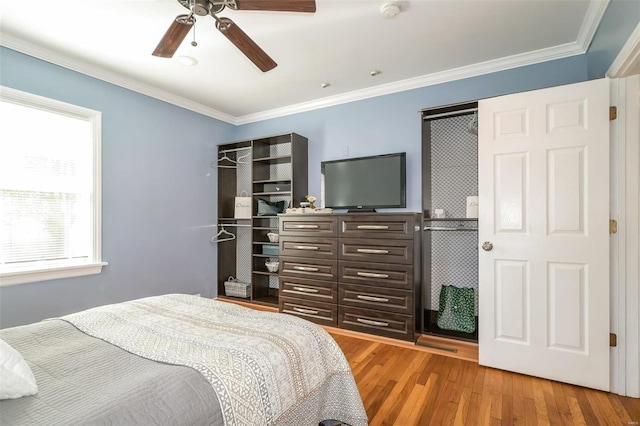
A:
[[479, 79, 610, 391]]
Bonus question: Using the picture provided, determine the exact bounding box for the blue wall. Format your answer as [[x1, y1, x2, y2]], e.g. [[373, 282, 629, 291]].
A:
[[236, 56, 589, 213], [0, 47, 236, 328]]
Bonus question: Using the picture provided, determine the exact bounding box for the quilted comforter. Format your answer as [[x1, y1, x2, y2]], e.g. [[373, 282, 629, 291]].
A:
[[0, 294, 368, 426]]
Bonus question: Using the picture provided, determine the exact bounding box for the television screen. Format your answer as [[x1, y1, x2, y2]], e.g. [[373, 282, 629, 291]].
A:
[[321, 152, 406, 211]]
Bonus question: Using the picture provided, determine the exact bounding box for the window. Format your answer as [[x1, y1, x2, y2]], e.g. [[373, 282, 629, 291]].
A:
[[0, 86, 106, 286]]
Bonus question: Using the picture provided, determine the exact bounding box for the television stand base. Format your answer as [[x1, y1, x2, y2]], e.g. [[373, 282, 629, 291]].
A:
[[347, 208, 377, 213]]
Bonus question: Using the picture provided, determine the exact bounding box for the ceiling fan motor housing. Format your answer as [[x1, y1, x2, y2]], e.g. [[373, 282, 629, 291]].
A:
[[193, 0, 211, 16], [178, 0, 228, 15]]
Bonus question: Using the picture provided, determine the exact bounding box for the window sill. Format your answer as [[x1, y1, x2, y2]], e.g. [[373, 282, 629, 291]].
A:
[[0, 262, 108, 287]]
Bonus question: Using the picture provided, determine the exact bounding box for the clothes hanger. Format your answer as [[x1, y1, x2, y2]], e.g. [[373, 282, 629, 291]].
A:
[[211, 224, 236, 243], [236, 150, 251, 164], [217, 152, 237, 169]]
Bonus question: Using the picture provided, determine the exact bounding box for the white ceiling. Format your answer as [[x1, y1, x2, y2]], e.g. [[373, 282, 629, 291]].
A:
[[0, 0, 608, 124]]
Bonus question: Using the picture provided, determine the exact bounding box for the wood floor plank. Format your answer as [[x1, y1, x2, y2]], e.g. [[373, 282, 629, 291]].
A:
[[620, 392, 640, 421], [523, 396, 538, 426], [365, 380, 396, 422], [511, 372, 527, 425], [442, 400, 459, 426], [453, 386, 471, 426], [562, 384, 588, 426], [585, 388, 622, 425], [573, 387, 604, 425], [532, 380, 551, 425], [465, 391, 483, 426], [487, 368, 503, 421], [329, 332, 640, 426], [428, 371, 458, 425], [611, 392, 638, 423], [540, 380, 562, 425], [550, 381, 574, 425], [369, 352, 431, 426], [414, 372, 443, 425]]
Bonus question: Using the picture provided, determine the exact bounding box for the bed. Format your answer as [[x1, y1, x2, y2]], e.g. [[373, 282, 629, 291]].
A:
[[0, 294, 368, 425]]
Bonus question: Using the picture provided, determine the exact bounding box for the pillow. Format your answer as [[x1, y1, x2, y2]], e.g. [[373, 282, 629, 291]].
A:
[[257, 198, 286, 216], [0, 338, 38, 399]]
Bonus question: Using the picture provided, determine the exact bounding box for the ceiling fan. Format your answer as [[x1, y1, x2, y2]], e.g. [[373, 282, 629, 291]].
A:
[[152, 0, 316, 72]]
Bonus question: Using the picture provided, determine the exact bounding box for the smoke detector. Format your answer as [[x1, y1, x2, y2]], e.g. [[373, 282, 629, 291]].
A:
[[380, 2, 401, 19]]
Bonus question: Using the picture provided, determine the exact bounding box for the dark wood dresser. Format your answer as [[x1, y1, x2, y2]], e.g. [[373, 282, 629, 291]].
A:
[[278, 213, 421, 341]]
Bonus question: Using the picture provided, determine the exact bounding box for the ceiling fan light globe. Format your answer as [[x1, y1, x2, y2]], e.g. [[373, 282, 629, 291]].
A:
[[177, 56, 198, 66]]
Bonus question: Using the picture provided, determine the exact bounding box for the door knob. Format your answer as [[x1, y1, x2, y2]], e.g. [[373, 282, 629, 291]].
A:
[[482, 241, 493, 251]]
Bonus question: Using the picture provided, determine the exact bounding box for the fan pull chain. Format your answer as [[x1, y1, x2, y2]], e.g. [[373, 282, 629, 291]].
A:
[[190, 0, 197, 46]]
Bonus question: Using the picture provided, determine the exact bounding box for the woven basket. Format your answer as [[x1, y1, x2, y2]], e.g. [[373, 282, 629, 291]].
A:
[[224, 277, 250, 298]]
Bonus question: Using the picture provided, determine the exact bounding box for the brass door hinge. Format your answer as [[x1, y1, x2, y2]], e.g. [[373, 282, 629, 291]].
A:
[[610, 106, 617, 121], [610, 219, 618, 234], [610, 333, 617, 347]]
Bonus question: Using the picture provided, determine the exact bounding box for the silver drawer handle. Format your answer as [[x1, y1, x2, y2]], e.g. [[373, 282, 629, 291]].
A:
[[356, 248, 389, 254], [293, 266, 319, 272], [356, 225, 389, 230], [292, 224, 319, 229], [356, 318, 389, 327], [356, 271, 389, 279], [356, 295, 389, 303], [293, 307, 319, 315], [292, 287, 319, 293], [293, 245, 319, 250]]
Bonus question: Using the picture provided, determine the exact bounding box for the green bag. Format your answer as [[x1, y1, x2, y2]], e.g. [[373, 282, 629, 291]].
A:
[[437, 285, 476, 333]]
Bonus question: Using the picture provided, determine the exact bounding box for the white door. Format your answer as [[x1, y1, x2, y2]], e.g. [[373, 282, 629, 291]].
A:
[[478, 79, 610, 391]]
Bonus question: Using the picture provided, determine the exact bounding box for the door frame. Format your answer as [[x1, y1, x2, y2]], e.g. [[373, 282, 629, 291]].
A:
[[610, 75, 640, 398]]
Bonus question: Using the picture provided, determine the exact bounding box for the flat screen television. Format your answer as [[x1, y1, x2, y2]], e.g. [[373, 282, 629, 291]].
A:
[[321, 152, 406, 212]]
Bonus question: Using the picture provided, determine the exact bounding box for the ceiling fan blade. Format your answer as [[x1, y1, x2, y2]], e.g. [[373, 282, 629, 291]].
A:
[[152, 14, 194, 58], [216, 17, 277, 72], [234, 0, 316, 13]]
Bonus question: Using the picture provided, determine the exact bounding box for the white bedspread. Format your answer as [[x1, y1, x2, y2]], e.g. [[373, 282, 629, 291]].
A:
[[61, 294, 368, 426]]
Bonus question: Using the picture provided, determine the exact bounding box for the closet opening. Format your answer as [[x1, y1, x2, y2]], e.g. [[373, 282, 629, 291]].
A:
[[420, 101, 479, 343]]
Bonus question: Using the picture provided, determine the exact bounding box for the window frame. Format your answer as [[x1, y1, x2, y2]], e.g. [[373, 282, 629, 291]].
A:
[[0, 86, 107, 286]]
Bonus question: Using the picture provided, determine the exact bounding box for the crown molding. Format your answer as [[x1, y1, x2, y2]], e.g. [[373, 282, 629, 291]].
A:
[[236, 1, 608, 125], [608, 21, 640, 78], [236, 41, 585, 125], [578, 0, 611, 51], [0, 33, 238, 125]]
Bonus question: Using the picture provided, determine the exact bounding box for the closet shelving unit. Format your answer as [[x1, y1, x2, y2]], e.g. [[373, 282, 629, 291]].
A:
[[216, 133, 308, 308], [421, 101, 479, 343]]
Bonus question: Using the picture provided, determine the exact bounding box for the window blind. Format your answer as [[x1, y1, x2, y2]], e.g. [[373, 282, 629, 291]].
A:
[[0, 99, 92, 269]]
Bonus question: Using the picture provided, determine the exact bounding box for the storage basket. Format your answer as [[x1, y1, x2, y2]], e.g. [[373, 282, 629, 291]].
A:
[[267, 232, 279, 243], [265, 261, 279, 273], [224, 276, 250, 298]]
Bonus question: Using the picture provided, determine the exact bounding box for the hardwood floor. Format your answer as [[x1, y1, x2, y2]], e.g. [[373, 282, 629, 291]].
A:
[[331, 332, 640, 426]]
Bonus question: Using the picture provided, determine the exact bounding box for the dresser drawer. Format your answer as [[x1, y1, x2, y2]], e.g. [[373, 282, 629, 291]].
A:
[[339, 215, 416, 239], [339, 238, 413, 264], [339, 260, 413, 290], [280, 236, 338, 259], [339, 306, 414, 341], [339, 283, 413, 315], [280, 297, 337, 326], [280, 256, 338, 282], [280, 276, 337, 303], [280, 216, 338, 237]]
